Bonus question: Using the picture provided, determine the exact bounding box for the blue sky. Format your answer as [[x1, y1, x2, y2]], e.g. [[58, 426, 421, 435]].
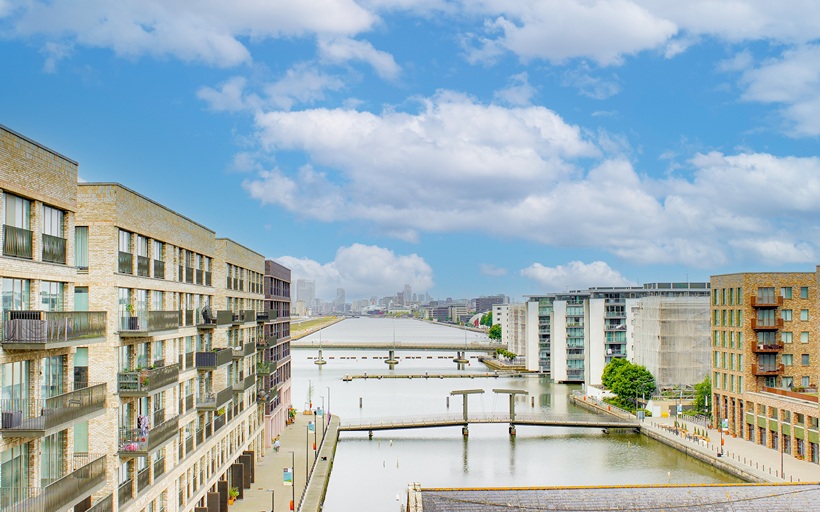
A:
[[2, 1, 820, 302]]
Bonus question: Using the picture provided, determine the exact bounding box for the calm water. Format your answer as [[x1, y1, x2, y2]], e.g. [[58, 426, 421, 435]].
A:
[[293, 318, 738, 511]]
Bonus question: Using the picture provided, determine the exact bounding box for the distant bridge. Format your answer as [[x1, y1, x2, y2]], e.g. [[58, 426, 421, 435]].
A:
[[339, 413, 639, 434], [291, 340, 497, 351]]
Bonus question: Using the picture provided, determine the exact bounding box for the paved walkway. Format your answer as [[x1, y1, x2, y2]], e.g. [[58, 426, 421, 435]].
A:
[[234, 411, 339, 512]]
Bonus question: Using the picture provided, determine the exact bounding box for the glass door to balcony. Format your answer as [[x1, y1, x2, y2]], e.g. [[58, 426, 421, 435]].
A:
[[40, 430, 66, 487], [0, 443, 29, 508], [41, 355, 65, 399]]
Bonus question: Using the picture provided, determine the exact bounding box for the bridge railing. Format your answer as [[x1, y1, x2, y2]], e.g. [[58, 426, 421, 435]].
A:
[[340, 412, 638, 429]]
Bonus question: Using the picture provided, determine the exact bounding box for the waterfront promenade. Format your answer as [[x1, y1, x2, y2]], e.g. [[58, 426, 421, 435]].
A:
[[572, 394, 820, 483], [234, 412, 340, 512]]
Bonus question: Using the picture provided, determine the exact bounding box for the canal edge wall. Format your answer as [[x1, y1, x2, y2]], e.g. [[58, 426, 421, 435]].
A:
[[300, 414, 341, 511]]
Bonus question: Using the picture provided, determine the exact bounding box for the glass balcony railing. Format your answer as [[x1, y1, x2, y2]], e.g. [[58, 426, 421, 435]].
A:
[[42, 234, 66, 264], [3, 310, 107, 349], [118, 251, 132, 274], [0, 383, 107, 436], [153, 260, 165, 279], [87, 493, 113, 512], [196, 387, 233, 411], [232, 342, 256, 359], [3, 224, 32, 259], [117, 364, 180, 396], [195, 348, 232, 369], [119, 310, 180, 335], [136, 256, 149, 277], [0, 454, 106, 512], [118, 415, 179, 456], [117, 480, 133, 507]]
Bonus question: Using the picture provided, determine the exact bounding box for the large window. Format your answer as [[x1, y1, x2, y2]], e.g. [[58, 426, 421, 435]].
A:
[[4, 194, 30, 229], [119, 230, 131, 252], [0, 444, 29, 508], [42, 205, 63, 237], [41, 355, 65, 399], [1, 278, 30, 313], [41, 430, 66, 487]]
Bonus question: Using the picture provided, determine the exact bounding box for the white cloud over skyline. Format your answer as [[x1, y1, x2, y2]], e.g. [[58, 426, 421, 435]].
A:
[[521, 261, 635, 291]]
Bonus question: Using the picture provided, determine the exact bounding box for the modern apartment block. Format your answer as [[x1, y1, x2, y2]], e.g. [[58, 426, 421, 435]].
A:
[[260, 260, 291, 448], [527, 282, 710, 385], [492, 303, 538, 372], [711, 270, 820, 463], [0, 125, 291, 512]]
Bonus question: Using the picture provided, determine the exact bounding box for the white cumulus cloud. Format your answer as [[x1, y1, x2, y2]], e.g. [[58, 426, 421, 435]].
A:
[[521, 261, 635, 291], [318, 37, 401, 80], [276, 244, 434, 300]]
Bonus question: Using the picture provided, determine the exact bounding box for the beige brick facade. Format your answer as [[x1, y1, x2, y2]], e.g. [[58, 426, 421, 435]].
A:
[[0, 126, 291, 512], [711, 270, 820, 463]]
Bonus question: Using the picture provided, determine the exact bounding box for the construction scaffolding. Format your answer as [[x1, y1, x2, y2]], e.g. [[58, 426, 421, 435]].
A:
[[631, 296, 711, 388]]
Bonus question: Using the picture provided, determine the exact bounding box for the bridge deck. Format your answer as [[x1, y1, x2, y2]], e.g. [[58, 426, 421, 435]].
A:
[[339, 413, 639, 432], [292, 340, 497, 351]]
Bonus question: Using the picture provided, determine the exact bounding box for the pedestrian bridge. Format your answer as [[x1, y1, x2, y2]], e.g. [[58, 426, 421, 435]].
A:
[[339, 413, 640, 433], [292, 340, 497, 351]]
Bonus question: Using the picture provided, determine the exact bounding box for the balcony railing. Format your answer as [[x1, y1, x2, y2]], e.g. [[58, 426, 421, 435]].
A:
[[233, 375, 256, 393], [0, 454, 106, 512], [117, 364, 180, 396], [195, 348, 232, 369], [118, 415, 180, 456], [118, 251, 133, 274], [751, 295, 783, 307], [256, 311, 270, 322], [185, 266, 194, 284], [153, 260, 165, 279], [87, 493, 113, 512], [196, 387, 233, 411], [136, 256, 149, 277], [0, 383, 106, 436], [118, 479, 133, 507], [3, 224, 32, 259], [3, 310, 107, 350], [753, 343, 784, 353], [213, 413, 226, 433], [752, 364, 784, 376], [752, 318, 783, 330], [762, 386, 819, 403], [257, 361, 274, 376], [42, 234, 66, 264], [136, 467, 149, 493], [196, 269, 203, 285], [232, 342, 256, 359], [119, 310, 180, 335], [204, 270, 212, 286]]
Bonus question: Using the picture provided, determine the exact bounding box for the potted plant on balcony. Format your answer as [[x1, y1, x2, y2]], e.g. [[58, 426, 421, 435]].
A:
[[126, 303, 139, 330], [228, 487, 239, 504]]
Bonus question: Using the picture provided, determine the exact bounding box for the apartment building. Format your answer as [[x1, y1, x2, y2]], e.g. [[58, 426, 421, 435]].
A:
[[260, 260, 291, 448], [0, 125, 290, 512], [711, 271, 820, 464], [527, 282, 710, 385], [492, 303, 539, 372]]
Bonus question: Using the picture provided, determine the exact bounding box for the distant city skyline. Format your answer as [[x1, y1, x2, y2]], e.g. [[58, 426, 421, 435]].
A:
[[2, 3, 819, 300]]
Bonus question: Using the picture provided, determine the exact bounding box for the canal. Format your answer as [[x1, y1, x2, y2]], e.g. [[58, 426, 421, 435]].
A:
[[293, 317, 738, 511]]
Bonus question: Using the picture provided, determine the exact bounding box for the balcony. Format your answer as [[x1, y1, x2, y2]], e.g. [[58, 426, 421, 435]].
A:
[[230, 310, 256, 326], [117, 364, 180, 396], [751, 295, 783, 308], [118, 480, 133, 507], [3, 311, 107, 349], [213, 412, 227, 433], [153, 260, 165, 279], [42, 234, 66, 264], [752, 364, 784, 376], [3, 224, 32, 259], [87, 493, 113, 512], [233, 375, 256, 393], [119, 311, 180, 337], [118, 415, 180, 456], [751, 318, 783, 330], [232, 342, 256, 359], [257, 361, 274, 376], [762, 386, 819, 403], [256, 311, 270, 322], [196, 386, 233, 411], [0, 383, 107, 437], [118, 251, 132, 274], [753, 343, 784, 353], [195, 348, 233, 369], [0, 454, 106, 512]]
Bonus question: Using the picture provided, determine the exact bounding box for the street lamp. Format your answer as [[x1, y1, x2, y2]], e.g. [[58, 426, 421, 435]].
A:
[[320, 396, 326, 440], [326, 386, 332, 425], [288, 451, 295, 511], [267, 488, 275, 512]]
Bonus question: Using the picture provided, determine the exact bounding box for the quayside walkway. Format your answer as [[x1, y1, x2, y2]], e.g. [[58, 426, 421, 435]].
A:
[[292, 339, 496, 351], [340, 412, 639, 434]]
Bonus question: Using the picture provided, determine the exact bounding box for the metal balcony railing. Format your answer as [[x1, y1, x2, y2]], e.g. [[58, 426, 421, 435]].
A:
[[195, 348, 232, 369], [232, 342, 256, 359], [3, 311, 107, 348], [0, 383, 106, 436], [196, 387, 232, 411], [204, 271, 212, 286], [753, 343, 784, 353], [751, 318, 783, 330], [119, 310, 180, 334], [233, 375, 256, 393], [185, 266, 194, 284], [153, 260, 165, 279], [117, 364, 180, 396], [136, 256, 149, 277], [751, 295, 783, 307], [257, 361, 273, 376], [118, 251, 132, 274], [42, 234, 66, 264], [0, 454, 106, 512], [118, 415, 179, 455], [213, 413, 226, 433], [136, 467, 149, 493], [256, 311, 269, 322], [87, 493, 113, 512], [153, 457, 165, 479], [195, 269, 203, 285], [118, 479, 133, 507], [3, 224, 32, 259], [752, 364, 784, 376]]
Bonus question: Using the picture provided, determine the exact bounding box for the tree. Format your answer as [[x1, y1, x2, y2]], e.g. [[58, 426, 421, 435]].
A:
[[694, 376, 711, 415], [601, 358, 629, 389], [610, 363, 656, 409], [488, 324, 502, 340], [480, 312, 493, 326]]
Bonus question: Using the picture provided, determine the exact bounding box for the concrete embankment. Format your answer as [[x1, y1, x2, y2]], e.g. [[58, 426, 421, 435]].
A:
[[290, 317, 345, 340]]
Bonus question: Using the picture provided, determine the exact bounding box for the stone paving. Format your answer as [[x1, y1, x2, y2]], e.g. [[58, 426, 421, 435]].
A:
[[233, 411, 339, 512]]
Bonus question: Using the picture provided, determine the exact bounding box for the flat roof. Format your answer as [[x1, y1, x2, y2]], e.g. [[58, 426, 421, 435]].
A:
[[0, 123, 79, 165]]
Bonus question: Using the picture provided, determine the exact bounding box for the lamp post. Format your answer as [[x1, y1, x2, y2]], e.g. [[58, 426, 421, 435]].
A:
[[267, 488, 275, 512], [288, 451, 295, 511], [313, 409, 318, 458], [320, 396, 326, 440], [326, 386, 332, 425], [305, 423, 309, 485], [780, 431, 785, 479]]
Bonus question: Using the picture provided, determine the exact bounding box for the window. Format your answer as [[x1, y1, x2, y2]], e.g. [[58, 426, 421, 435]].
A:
[[74, 287, 89, 311], [75, 226, 89, 270], [802, 354, 810, 366], [40, 281, 64, 311], [783, 354, 793, 366], [153, 241, 163, 261], [803, 376, 811, 387], [0, 443, 30, 506], [152, 291, 163, 311], [801, 331, 810, 343], [782, 287, 792, 299], [1, 278, 30, 312], [4, 193, 31, 229], [782, 309, 793, 321], [136, 235, 148, 257], [757, 287, 775, 302], [42, 205, 63, 237], [801, 287, 809, 299], [782, 332, 793, 344], [119, 230, 131, 252], [801, 309, 809, 321]]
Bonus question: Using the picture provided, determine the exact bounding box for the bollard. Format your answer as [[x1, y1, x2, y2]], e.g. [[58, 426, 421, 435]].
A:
[[531, 397, 535, 407], [360, 397, 363, 408], [446, 397, 450, 408]]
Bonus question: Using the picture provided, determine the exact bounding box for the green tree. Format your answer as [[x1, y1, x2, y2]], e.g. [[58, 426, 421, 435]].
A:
[[601, 357, 629, 389], [610, 363, 656, 409], [694, 376, 711, 415], [480, 312, 493, 326], [488, 324, 502, 340]]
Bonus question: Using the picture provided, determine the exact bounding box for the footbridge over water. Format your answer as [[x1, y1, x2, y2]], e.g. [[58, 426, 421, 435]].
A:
[[292, 339, 498, 366]]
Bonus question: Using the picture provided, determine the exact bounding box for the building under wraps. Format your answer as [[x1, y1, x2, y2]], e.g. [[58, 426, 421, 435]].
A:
[[631, 296, 711, 388]]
